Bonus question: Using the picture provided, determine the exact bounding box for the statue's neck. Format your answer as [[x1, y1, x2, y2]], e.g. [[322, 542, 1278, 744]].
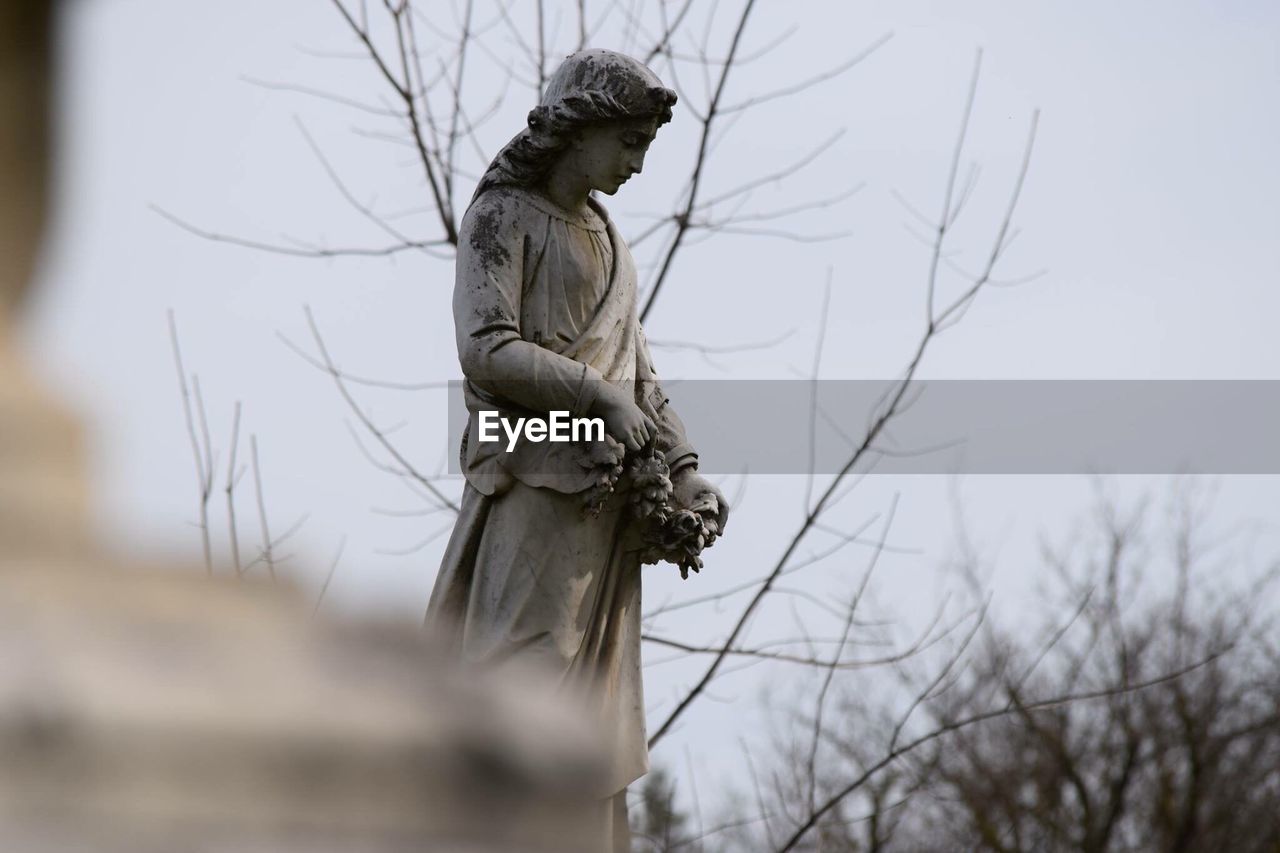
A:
[[540, 161, 592, 216]]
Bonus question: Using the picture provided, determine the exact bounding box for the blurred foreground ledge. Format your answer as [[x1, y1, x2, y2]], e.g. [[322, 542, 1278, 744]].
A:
[[1, 1, 609, 849], [0, 554, 609, 852]]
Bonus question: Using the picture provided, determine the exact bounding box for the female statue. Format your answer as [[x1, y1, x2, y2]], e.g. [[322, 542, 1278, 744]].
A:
[[427, 49, 729, 847]]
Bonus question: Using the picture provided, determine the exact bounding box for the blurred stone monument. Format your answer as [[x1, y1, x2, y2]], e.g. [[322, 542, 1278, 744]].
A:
[[0, 3, 608, 850]]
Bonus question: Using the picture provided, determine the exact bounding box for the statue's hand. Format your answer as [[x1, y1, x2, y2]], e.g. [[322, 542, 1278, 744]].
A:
[[671, 468, 729, 535], [590, 385, 655, 452]]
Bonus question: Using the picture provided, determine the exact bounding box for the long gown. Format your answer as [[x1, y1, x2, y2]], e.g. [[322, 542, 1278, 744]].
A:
[[426, 184, 696, 846]]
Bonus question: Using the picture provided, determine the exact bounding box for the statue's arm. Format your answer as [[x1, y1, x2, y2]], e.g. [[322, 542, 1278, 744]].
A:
[[635, 325, 698, 475], [453, 193, 605, 417], [637, 325, 730, 532]]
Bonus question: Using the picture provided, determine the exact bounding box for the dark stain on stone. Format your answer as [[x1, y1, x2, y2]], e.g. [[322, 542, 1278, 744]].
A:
[[470, 203, 511, 270]]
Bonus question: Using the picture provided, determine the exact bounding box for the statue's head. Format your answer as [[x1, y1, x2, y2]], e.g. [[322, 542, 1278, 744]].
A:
[[473, 49, 677, 201]]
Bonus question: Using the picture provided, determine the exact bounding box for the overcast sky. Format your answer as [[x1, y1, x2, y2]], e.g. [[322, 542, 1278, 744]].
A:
[[22, 0, 1280, 806]]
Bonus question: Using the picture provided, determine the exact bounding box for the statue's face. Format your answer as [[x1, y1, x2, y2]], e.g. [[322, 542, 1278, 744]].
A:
[[567, 116, 661, 196]]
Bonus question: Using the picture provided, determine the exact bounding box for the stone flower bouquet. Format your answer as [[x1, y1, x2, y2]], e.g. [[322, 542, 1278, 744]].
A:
[[580, 437, 721, 580]]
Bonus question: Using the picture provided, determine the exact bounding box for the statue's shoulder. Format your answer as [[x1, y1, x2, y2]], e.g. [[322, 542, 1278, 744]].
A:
[[475, 185, 609, 232], [459, 187, 550, 269], [465, 186, 540, 229]]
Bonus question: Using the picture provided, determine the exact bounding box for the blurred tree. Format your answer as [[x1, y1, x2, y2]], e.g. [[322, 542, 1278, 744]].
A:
[[634, 766, 692, 852], [738, 488, 1280, 852]]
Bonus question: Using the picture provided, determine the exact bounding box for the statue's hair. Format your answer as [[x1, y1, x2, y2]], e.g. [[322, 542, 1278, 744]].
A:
[[471, 49, 677, 203]]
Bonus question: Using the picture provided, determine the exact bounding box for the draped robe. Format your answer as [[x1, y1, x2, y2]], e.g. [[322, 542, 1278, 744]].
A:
[[427, 186, 697, 821]]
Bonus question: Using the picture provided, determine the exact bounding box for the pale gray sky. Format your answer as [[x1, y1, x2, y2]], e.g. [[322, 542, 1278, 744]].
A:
[[22, 0, 1280, 807]]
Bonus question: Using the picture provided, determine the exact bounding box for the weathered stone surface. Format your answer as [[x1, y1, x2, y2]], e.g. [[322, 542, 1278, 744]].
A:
[[0, 562, 608, 851], [429, 49, 731, 851]]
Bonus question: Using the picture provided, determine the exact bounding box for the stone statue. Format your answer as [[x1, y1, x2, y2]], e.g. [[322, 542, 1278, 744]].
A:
[[427, 49, 730, 849]]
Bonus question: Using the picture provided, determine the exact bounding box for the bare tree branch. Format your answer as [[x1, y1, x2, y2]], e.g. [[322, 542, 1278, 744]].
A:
[[250, 433, 278, 582], [153, 205, 449, 259], [225, 401, 244, 576], [302, 306, 459, 513], [315, 535, 348, 615], [648, 85, 1039, 749], [639, 0, 760, 322], [776, 653, 1229, 852], [168, 311, 214, 575]]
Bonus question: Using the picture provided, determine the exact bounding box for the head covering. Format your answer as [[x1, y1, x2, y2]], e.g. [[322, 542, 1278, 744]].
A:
[[472, 49, 677, 201]]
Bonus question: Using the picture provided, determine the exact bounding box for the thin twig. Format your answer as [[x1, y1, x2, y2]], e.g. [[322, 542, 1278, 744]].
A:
[[250, 434, 277, 582], [639, 0, 759, 322], [226, 401, 244, 576], [168, 311, 213, 575], [806, 495, 899, 813], [926, 50, 982, 322], [803, 272, 832, 515], [278, 331, 450, 391], [315, 535, 348, 615], [329, 0, 459, 243], [153, 206, 448, 259], [303, 307, 459, 513], [719, 31, 893, 115]]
